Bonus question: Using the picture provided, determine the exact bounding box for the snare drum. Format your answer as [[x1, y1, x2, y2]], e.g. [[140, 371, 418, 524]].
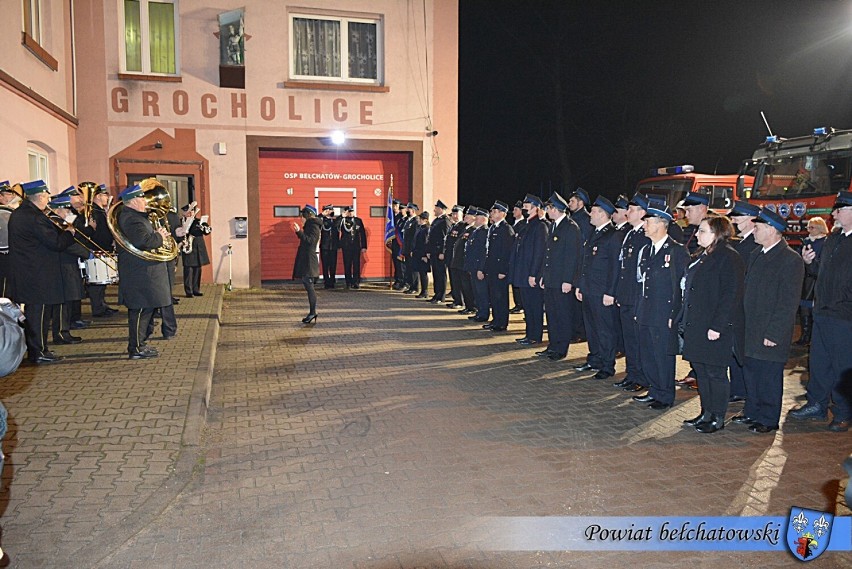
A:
[[85, 255, 118, 285]]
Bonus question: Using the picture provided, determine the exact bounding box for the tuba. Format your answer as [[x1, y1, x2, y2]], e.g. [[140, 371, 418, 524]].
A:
[[107, 178, 179, 261]]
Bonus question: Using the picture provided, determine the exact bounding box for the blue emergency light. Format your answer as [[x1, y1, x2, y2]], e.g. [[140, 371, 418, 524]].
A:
[[650, 164, 694, 176], [765, 135, 779, 144]]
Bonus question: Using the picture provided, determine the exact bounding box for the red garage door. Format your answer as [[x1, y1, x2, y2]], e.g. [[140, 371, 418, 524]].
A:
[[258, 150, 412, 281]]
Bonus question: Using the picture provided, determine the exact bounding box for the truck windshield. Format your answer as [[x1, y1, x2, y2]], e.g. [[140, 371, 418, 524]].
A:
[[752, 151, 852, 199], [635, 180, 692, 207]]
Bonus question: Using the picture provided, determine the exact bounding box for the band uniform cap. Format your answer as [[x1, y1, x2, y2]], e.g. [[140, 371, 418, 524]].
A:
[[418, 211, 430, 220], [474, 207, 488, 217], [452, 204, 464, 213], [754, 207, 786, 232], [592, 196, 616, 216], [48, 194, 73, 208], [629, 193, 650, 210], [614, 194, 629, 210], [514, 200, 524, 209], [94, 184, 110, 195], [523, 193, 544, 208], [490, 200, 509, 213], [301, 204, 318, 216], [181, 201, 198, 212], [571, 187, 590, 204], [0, 181, 11, 192], [832, 190, 852, 210], [546, 192, 569, 211], [118, 184, 144, 202], [729, 200, 760, 217], [407, 203, 419, 211], [322, 204, 334, 211], [392, 199, 401, 205], [59, 185, 81, 197], [682, 191, 710, 206], [343, 205, 354, 213], [435, 199, 448, 210], [21, 180, 50, 196], [643, 205, 674, 222]]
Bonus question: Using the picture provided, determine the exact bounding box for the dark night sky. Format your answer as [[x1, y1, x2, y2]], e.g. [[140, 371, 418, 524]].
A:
[[457, 0, 852, 207]]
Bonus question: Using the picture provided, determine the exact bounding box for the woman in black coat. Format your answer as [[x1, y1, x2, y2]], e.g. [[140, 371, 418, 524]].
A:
[[678, 216, 745, 433], [412, 212, 431, 298], [292, 205, 322, 323]]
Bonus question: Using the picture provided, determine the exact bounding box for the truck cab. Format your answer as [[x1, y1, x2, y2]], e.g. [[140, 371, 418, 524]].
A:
[[635, 165, 749, 215]]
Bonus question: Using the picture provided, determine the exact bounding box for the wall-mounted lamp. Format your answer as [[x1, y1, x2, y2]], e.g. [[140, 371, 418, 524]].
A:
[[154, 140, 163, 149], [426, 130, 438, 137]]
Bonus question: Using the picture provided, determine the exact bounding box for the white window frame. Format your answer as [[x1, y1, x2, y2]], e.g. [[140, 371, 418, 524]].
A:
[[118, 0, 181, 76], [23, 0, 42, 45], [27, 148, 49, 188], [289, 13, 383, 85]]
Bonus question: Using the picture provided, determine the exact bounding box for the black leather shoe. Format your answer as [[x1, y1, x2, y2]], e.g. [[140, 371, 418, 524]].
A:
[[490, 326, 507, 332], [54, 334, 82, 345], [547, 353, 566, 361], [623, 383, 646, 392], [471, 317, 489, 322], [535, 349, 553, 357], [694, 415, 724, 433], [648, 401, 672, 410], [193, 292, 204, 297], [509, 307, 524, 314], [573, 363, 597, 372], [828, 419, 850, 432], [613, 378, 633, 388], [185, 294, 194, 298], [729, 395, 746, 403], [415, 293, 428, 299], [482, 323, 494, 330], [632, 394, 655, 403], [593, 371, 613, 380], [29, 352, 64, 364], [171, 297, 181, 305], [515, 337, 529, 343], [730, 414, 755, 425], [518, 339, 539, 346], [683, 411, 711, 426], [403, 289, 416, 294], [71, 320, 90, 329], [302, 313, 318, 324], [788, 403, 827, 421], [428, 298, 441, 304], [128, 347, 159, 360], [749, 423, 779, 433]]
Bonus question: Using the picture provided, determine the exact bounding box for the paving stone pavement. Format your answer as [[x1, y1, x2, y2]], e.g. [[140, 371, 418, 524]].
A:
[[0, 283, 850, 568]]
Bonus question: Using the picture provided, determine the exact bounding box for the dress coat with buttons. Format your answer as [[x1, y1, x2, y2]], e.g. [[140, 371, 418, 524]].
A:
[[484, 220, 515, 276], [292, 216, 321, 279], [443, 220, 466, 266], [401, 215, 419, 258], [733, 232, 760, 261], [8, 198, 76, 305], [614, 225, 650, 307], [426, 214, 449, 257], [577, 223, 621, 298], [450, 223, 474, 270], [116, 207, 172, 309], [743, 241, 804, 362], [570, 207, 593, 243], [541, 216, 582, 289], [463, 224, 488, 274], [511, 215, 546, 288], [679, 243, 745, 366], [180, 218, 211, 268], [412, 221, 431, 272], [635, 236, 690, 353]]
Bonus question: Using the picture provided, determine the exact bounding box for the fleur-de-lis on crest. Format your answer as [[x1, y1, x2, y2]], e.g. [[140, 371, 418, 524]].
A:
[[792, 510, 809, 533], [813, 515, 830, 538]]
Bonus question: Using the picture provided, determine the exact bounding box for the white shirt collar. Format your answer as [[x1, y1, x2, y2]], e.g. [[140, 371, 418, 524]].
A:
[[761, 239, 782, 254]]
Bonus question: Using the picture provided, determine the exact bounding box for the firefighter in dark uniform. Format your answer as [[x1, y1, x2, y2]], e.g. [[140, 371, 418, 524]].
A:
[[319, 205, 339, 289], [443, 205, 465, 308], [116, 184, 172, 360], [8, 180, 77, 363], [482, 201, 515, 332], [509, 200, 528, 314], [611, 195, 630, 355], [390, 199, 405, 289], [412, 211, 431, 298], [613, 193, 651, 392], [339, 206, 367, 289], [569, 187, 592, 342], [789, 191, 852, 432], [727, 200, 761, 403], [88, 185, 119, 317], [574, 196, 622, 379], [450, 207, 476, 314], [536, 192, 582, 361], [426, 200, 450, 303], [0, 181, 22, 298], [401, 203, 420, 294], [631, 205, 689, 409], [464, 208, 490, 322], [512, 194, 547, 345], [47, 192, 90, 345]]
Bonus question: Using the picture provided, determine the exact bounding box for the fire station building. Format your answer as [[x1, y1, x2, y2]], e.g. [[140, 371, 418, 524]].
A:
[[1, 0, 459, 288]]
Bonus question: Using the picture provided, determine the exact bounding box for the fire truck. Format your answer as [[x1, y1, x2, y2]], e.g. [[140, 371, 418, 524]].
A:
[[635, 165, 749, 215], [737, 127, 851, 244]]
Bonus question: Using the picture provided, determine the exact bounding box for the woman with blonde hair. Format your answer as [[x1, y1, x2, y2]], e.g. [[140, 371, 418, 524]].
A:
[[795, 217, 829, 345]]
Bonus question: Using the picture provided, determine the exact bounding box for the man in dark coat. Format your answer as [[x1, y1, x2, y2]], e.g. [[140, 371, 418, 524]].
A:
[[412, 212, 431, 298], [442, 205, 465, 308], [574, 196, 622, 379], [338, 206, 367, 289], [426, 200, 450, 303], [727, 200, 762, 403], [178, 202, 211, 297], [0, 181, 22, 298], [8, 180, 77, 363], [390, 200, 405, 290], [789, 191, 852, 432], [464, 208, 490, 322], [46, 193, 89, 345], [450, 207, 476, 314], [87, 185, 120, 317], [732, 208, 803, 433], [512, 194, 547, 345], [116, 184, 173, 359], [632, 205, 689, 410], [401, 203, 420, 293], [613, 193, 651, 392], [482, 201, 515, 332], [537, 192, 582, 361], [319, 205, 339, 289], [509, 200, 528, 314]]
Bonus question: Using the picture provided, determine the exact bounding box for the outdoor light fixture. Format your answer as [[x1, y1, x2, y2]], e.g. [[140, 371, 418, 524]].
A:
[[154, 140, 163, 149], [330, 131, 346, 145]]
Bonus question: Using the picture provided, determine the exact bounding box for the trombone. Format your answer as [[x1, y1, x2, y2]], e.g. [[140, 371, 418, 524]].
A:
[[43, 206, 118, 272]]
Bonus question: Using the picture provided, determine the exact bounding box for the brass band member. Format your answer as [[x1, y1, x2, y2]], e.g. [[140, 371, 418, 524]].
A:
[[8, 180, 77, 363], [0, 181, 22, 298], [116, 185, 172, 359], [47, 192, 89, 345], [89, 184, 120, 318], [177, 202, 211, 298]]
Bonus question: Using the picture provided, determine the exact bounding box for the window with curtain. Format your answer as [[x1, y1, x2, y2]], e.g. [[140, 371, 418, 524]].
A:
[[23, 0, 42, 44], [291, 14, 381, 84], [27, 148, 49, 187], [122, 0, 178, 75]]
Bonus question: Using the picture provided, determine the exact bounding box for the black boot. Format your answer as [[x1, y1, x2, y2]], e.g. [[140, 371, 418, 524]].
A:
[[795, 312, 812, 346]]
